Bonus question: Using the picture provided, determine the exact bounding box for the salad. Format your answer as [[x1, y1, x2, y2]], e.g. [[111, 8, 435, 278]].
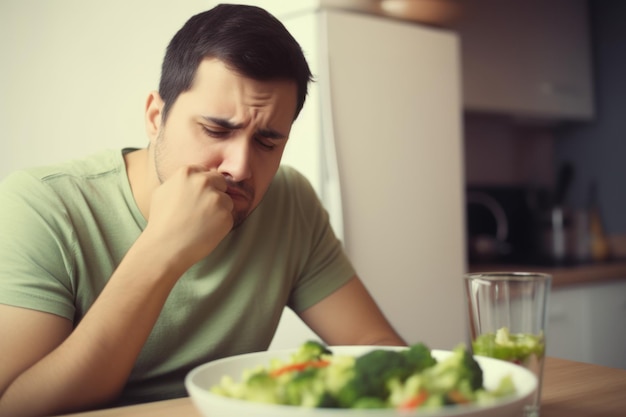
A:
[[472, 327, 545, 366], [210, 341, 516, 411]]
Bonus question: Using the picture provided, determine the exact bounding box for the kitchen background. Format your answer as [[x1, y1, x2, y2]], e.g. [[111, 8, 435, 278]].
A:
[[1, 0, 624, 368], [460, 0, 624, 266], [459, 0, 626, 370], [458, 0, 626, 370]]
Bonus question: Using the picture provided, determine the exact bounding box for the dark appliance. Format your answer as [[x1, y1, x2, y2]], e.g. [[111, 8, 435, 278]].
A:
[[466, 186, 535, 264]]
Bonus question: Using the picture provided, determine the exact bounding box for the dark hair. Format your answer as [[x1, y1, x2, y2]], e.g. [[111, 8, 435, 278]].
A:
[[158, 4, 313, 123]]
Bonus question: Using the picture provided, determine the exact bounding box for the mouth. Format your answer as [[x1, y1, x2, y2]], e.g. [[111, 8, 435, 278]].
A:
[[223, 175, 255, 204], [226, 185, 252, 202], [224, 181, 255, 229]]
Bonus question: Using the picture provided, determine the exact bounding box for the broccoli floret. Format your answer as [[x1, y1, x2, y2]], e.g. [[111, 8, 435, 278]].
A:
[[317, 391, 340, 408], [460, 347, 484, 391], [322, 354, 355, 397], [403, 343, 437, 372], [421, 345, 483, 395], [336, 349, 412, 407], [387, 374, 421, 408], [423, 393, 446, 408], [241, 370, 280, 404], [291, 340, 333, 363], [283, 367, 328, 407], [282, 354, 354, 408], [335, 344, 440, 408]]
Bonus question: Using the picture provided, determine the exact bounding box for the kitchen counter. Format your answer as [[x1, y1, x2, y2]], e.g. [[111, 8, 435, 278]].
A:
[[470, 259, 626, 370], [468, 259, 626, 288]]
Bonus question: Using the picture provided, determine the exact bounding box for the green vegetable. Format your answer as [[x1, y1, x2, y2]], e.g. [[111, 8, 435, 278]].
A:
[[424, 345, 483, 391], [387, 345, 483, 408], [283, 367, 327, 407], [404, 343, 438, 372], [238, 370, 279, 404], [422, 344, 483, 392], [335, 344, 437, 408], [351, 396, 388, 409], [210, 340, 516, 411], [290, 340, 332, 363], [472, 327, 545, 364], [475, 374, 516, 405], [336, 348, 412, 407]]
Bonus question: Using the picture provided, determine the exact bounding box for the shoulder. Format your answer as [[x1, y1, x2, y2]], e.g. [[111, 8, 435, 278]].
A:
[[274, 164, 311, 184], [265, 165, 323, 216], [34, 149, 124, 182], [2, 149, 122, 183], [270, 165, 317, 198], [1, 149, 124, 194], [253, 165, 331, 237], [245, 165, 324, 232], [0, 149, 128, 222]]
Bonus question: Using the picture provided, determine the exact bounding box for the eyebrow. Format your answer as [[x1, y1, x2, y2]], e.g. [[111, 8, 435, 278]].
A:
[[201, 116, 288, 140]]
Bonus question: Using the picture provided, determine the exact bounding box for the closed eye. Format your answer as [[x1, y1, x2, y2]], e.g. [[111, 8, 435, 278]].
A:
[[255, 128, 287, 152], [201, 125, 230, 139], [199, 116, 287, 151], [255, 136, 276, 151]]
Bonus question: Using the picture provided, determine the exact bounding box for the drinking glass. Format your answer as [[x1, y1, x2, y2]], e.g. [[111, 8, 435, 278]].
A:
[[464, 272, 552, 417]]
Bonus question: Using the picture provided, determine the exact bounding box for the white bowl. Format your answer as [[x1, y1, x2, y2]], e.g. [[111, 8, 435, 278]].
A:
[[185, 346, 537, 417]]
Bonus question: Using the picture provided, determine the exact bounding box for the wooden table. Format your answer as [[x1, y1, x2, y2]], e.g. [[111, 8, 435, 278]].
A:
[[58, 357, 626, 417]]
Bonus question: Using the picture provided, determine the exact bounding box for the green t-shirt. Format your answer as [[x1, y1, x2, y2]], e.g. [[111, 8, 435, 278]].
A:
[[0, 149, 355, 405]]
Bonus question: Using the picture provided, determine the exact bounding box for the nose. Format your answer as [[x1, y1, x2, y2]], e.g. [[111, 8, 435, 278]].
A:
[[218, 136, 252, 182]]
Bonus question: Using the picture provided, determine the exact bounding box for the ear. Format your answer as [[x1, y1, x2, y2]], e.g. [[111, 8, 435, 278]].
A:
[[145, 91, 164, 144]]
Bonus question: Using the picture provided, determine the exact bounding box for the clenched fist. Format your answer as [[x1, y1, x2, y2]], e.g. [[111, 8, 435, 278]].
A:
[[143, 165, 234, 269]]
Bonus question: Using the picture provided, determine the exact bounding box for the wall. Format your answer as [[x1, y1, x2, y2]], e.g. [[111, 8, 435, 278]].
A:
[[464, 0, 626, 238], [0, 1, 219, 178], [464, 113, 555, 187], [555, 0, 626, 235], [0, 0, 322, 195]]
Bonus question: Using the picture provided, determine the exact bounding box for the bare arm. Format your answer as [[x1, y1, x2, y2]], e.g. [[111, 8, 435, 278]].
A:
[[0, 167, 233, 417], [298, 276, 406, 347], [0, 239, 180, 416]]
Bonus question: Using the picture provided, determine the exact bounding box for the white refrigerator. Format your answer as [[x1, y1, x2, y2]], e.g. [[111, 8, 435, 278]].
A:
[[270, 8, 467, 351]]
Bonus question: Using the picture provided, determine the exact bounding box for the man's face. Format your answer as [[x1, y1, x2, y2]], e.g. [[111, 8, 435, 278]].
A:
[[149, 58, 298, 227]]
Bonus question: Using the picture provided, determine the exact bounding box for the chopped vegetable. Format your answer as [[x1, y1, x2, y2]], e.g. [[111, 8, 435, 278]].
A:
[[472, 327, 545, 365], [210, 340, 517, 411], [289, 340, 332, 363], [269, 359, 330, 377], [398, 390, 429, 410]]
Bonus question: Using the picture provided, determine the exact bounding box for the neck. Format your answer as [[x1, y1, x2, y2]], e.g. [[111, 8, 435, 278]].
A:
[[124, 148, 156, 220]]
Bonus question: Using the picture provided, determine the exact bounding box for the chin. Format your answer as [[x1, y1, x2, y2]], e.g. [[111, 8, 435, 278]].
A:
[[231, 210, 249, 229]]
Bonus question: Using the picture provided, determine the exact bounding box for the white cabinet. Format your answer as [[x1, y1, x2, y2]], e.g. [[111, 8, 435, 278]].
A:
[[547, 280, 626, 369], [547, 284, 592, 363], [586, 280, 626, 369], [452, 0, 594, 120]]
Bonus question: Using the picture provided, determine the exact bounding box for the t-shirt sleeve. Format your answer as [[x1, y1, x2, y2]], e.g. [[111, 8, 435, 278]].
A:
[[282, 167, 356, 312], [0, 171, 76, 320]]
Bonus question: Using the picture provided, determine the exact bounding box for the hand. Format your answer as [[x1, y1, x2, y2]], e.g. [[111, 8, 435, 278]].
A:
[[144, 165, 234, 268]]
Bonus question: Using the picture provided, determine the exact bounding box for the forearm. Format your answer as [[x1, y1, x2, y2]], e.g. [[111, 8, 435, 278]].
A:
[[300, 276, 407, 348], [0, 233, 185, 417], [359, 333, 407, 347]]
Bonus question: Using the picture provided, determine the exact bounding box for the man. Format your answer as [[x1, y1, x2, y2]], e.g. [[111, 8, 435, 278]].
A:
[[0, 4, 404, 416]]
